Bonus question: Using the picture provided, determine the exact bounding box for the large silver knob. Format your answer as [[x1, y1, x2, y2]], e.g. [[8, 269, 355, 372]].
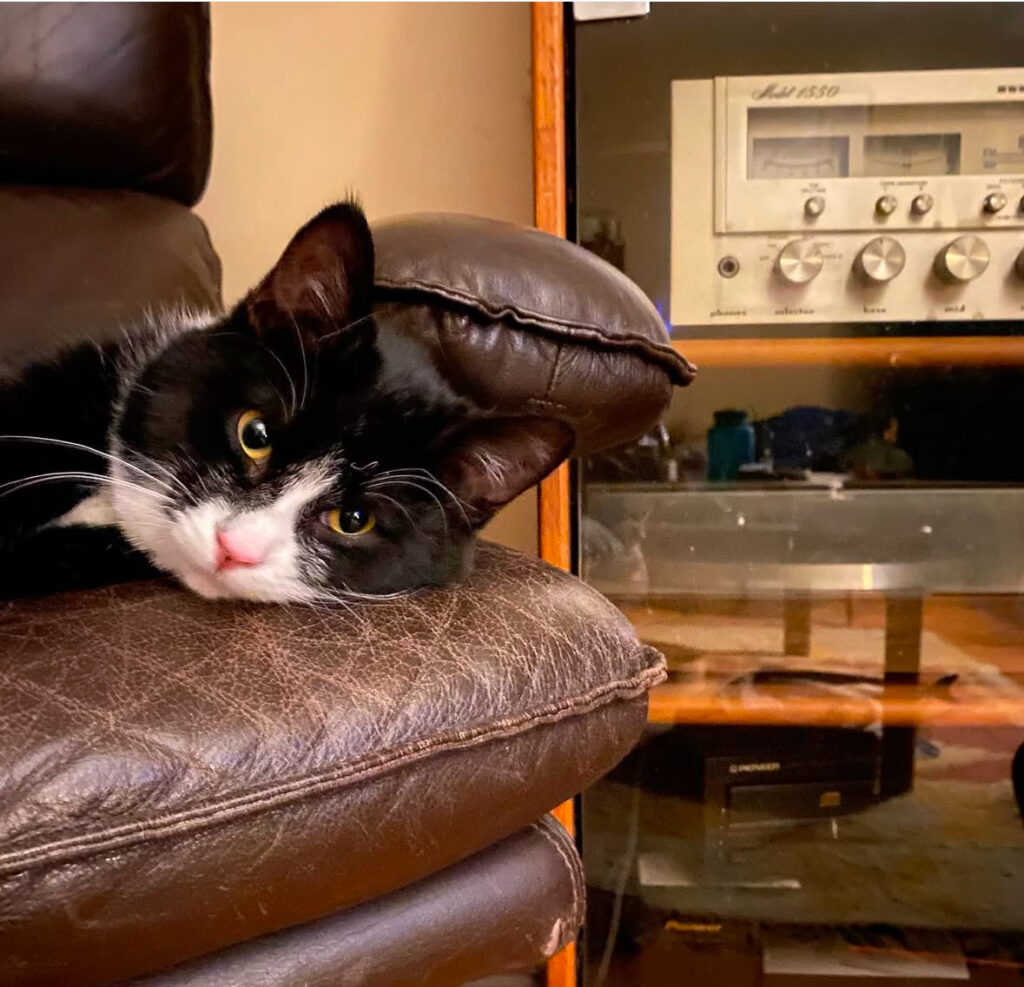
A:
[[1014, 248, 1024, 279], [934, 235, 990, 283], [855, 236, 906, 283], [776, 239, 824, 284]]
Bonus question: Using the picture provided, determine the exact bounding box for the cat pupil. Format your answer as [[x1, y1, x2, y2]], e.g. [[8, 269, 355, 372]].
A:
[[340, 507, 368, 533], [242, 419, 270, 449]]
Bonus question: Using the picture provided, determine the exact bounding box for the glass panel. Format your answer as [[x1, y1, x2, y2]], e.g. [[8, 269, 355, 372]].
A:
[[576, 6, 1024, 984]]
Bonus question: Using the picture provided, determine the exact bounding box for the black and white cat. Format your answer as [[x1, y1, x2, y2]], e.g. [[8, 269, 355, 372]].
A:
[[0, 202, 573, 602]]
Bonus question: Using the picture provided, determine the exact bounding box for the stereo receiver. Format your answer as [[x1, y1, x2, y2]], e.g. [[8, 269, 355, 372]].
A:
[[671, 68, 1024, 325]]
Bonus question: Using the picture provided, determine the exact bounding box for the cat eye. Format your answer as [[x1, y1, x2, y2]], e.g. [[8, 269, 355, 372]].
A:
[[322, 505, 376, 537], [236, 410, 272, 462]]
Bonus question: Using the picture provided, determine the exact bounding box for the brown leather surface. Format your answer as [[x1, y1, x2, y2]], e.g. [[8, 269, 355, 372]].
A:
[[0, 3, 212, 205], [373, 214, 696, 455], [0, 542, 664, 987], [127, 817, 583, 987], [0, 186, 222, 367]]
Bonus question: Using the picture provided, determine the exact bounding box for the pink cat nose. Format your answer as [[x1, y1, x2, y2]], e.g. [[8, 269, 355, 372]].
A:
[[215, 528, 267, 571]]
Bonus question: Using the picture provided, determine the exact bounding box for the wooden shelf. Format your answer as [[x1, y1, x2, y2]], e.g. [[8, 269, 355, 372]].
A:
[[649, 679, 1024, 728], [626, 598, 1024, 728], [677, 336, 1024, 368]]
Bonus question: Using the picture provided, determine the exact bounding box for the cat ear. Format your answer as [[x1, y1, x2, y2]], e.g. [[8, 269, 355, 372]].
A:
[[438, 417, 575, 527], [246, 200, 375, 342]]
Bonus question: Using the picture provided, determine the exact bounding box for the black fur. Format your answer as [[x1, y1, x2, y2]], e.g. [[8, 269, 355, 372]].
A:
[[0, 202, 574, 601]]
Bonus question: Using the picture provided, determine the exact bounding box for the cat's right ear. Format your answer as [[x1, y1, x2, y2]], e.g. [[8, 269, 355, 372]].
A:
[[244, 200, 375, 345], [436, 416, 576, 529]]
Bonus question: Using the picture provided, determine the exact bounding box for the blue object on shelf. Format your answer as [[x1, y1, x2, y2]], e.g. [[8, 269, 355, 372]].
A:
[[763, 405, 858, 471], [707, 409, 755, 481]]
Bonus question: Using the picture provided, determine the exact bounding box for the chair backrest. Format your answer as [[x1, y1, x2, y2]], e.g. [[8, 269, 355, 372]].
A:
[[0, 1, 212, 205], [0, 2, 221, 364]]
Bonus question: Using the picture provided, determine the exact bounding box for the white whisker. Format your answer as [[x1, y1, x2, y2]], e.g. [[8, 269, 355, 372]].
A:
[[313, 312, 376, 348], [0, 435, 179, 495], [0, 471, 170, 512], [364, 490, 418, 530], [288, 313, 310, 412], [366, 478, 451, 532]]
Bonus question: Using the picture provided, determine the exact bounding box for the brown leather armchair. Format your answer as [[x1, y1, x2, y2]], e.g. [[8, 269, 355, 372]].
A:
[[0, 5, 694, 986]]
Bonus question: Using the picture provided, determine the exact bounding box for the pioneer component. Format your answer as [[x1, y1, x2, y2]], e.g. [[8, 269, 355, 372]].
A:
[[671, 68, 1024, 325]]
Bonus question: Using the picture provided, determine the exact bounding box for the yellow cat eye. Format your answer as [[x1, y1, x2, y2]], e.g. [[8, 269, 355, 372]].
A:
[[237, 409, 272, 462], [323, 506, 376, 537]]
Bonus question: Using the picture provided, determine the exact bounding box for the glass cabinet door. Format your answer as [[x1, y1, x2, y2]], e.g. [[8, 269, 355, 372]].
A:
[[574, 5, 1024, 985]]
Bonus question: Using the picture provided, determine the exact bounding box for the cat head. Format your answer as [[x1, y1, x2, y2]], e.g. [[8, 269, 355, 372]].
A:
[[110, 202, 574, 602]]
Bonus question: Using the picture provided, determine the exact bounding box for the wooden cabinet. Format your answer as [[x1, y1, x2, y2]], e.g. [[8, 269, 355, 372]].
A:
[[535, 4, 1024, 985]]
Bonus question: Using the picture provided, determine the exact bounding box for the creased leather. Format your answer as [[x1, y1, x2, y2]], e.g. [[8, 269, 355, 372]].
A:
[[125, 817, 583, 987], [0, 542, 665, 987], [372, 213, 696, 455], [0, 3, 212, 205]]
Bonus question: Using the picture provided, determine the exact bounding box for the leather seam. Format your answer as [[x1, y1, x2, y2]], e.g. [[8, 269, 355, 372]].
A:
[[533, 817, 585, 935], [0, 654, 666, 878], [374, 279, 697, 383]]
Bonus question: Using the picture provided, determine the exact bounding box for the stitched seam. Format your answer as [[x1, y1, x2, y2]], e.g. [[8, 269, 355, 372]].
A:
[[0, 658, 665, 878], [534, 821, 578, 933], [533, 819, 580, 933], [374, 279, 697, 382], [534, 817, 584, 933]]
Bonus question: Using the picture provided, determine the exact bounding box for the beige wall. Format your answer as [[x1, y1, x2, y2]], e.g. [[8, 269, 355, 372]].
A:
[[197, 1, 538, 554]]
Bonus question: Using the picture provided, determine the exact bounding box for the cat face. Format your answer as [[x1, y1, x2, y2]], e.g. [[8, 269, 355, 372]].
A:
[[108, 203, 573, 602]]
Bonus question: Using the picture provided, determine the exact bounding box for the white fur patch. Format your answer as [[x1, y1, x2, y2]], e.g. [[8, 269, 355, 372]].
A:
[[110, 459, 335, 602], [52, 490, 118, 528]]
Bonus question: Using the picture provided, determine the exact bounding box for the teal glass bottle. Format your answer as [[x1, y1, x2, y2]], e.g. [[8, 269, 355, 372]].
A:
[[707, 409, 756, 481]]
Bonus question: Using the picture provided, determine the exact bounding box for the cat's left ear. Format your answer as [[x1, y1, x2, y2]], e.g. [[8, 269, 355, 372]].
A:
[[437, 417, 576, 528], [246, 200, 375, 342]]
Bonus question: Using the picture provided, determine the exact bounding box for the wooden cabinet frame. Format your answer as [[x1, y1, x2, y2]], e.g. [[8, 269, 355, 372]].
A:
[[533, 4, 577, 986]]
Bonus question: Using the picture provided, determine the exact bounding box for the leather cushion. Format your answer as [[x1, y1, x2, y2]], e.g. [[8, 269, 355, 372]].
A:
[[127, 817, 583, 987], [0, 543, 664, 987], [373, 214, 696, 455], [0, 186, 222, 367], [0, 3, 212, 205]]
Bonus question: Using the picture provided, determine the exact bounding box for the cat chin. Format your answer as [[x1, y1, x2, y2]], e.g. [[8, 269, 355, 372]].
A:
[[173, 565, 319, 603]]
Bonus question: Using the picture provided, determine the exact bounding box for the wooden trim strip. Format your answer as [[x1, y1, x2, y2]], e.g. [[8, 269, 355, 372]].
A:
[[679, 335, 1024, 368], [532, 1, 566, 241], [532, 0, 571, 578], [533, 5, 577, 986], [649, 681, 1024, 728]]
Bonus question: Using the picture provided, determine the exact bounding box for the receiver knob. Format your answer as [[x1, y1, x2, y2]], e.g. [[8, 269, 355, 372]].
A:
[[875, 195, 898, 216], [934, 235, 990, 283], [911, 193, 934, 216], [855, 237, 906, 283], [804, 195, 826, 218], [776, 239, 824, 284], [1014, 248, 1024, 279], [983, 191, 1007, 214]]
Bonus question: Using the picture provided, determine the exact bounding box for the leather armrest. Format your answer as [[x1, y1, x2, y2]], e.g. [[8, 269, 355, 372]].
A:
[[373, 214, 696, 455]]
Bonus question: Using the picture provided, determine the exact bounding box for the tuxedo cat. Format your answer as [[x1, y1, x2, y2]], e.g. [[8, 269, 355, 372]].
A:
[[0, 202, 573, 602]]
